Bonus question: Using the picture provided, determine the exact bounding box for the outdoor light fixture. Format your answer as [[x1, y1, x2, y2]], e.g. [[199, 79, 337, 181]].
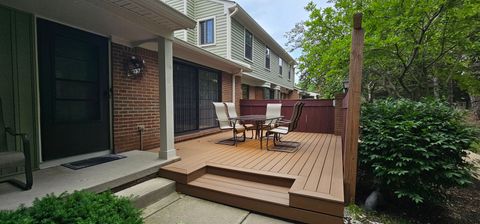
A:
[[125, 55, 145, 79], [343, 79, 350, 92]]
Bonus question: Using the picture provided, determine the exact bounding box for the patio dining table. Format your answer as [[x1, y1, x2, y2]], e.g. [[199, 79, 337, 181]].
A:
[[229, 115, 283, 149]]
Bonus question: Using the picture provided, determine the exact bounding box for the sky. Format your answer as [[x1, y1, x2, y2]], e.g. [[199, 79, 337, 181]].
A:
[[235, 0, 332, 59]]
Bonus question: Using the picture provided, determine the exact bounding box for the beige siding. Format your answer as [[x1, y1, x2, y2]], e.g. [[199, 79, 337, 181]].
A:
[[231, 18, 294, 88], [186, 0, 196, 43], [162, 0, 187, 40], [194, 0, 227, 57]]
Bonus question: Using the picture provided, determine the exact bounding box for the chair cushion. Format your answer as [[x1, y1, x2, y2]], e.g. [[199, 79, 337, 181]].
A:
[[234, 126, 246, 132], [243, 124, 255, 128], [219, 125, 234, 130], [0, 151, 25, 169], [269, 128, 289, 134]]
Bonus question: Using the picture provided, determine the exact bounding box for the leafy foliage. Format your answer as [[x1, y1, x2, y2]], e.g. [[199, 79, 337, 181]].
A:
[[0, 191, 143, 224], [286, 0, 480, 99], [359, 99, 477, 203]]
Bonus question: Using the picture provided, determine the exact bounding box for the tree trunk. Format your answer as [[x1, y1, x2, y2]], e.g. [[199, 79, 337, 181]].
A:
[[471, 95, 480, 120]]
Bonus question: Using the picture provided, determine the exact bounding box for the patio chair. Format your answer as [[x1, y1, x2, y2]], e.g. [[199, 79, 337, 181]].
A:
[[260, 103, 282, 138], [0, 98, 33, 190], [265, 101, 305, 152], [224, 102, 255, 139], [213, 102, 246, 146]]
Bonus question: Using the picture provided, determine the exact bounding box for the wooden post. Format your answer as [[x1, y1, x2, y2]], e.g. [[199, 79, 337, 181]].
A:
[[344, 13, 364, 204]]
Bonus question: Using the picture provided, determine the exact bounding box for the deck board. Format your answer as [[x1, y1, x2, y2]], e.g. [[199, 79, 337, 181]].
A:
[[155, 131, 344, 223]]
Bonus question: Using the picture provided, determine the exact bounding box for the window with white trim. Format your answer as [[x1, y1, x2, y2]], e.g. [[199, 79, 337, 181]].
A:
[[265, 47, 271, 69], [278, 58, 283, 75], [244, 30, 253, 60], [288, 67, 292, 80], [199, 18, 214, 45]]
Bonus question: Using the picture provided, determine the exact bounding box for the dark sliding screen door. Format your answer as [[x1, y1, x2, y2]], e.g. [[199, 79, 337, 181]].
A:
[[173, 61, 220, 134], [38, 19, 110, 161], [173, 63, 198, 133]]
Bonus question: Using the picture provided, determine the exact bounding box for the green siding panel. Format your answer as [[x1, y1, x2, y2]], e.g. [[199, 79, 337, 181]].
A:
[[231, 18, 294, 88], [0, 5, 38, 178]]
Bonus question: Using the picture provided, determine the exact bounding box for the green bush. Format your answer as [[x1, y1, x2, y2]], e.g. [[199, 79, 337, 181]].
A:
[[359, 99, 477, 204], [0, 191, 143, 224]]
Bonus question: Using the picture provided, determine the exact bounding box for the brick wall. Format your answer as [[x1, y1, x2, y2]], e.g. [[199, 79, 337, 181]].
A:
[[112, 43, 160, 153], [235, 76, 242, 113], [288, 89, 300, 99], [221, 72, 232, 102], [112, 43, 236, 152], [255, 87, 264, 99]]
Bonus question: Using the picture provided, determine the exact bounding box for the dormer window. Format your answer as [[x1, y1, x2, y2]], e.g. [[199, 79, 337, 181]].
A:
[[199, 18, 215, 45]]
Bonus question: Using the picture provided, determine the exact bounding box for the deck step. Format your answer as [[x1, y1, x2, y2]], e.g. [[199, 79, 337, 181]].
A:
[[188, 173, 290, 206], [115, 178, 175, 209]]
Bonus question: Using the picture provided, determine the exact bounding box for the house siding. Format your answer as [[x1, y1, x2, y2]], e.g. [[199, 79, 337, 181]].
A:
[[0, 6, 39, 175], [194, 0, 227, 57], [231, 18, 294, 89], [186, 0, 196, 43], [162, 0, 187, 41]]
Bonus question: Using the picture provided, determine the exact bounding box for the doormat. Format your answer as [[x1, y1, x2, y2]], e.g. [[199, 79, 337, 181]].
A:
[[62, 154, 127, 170]]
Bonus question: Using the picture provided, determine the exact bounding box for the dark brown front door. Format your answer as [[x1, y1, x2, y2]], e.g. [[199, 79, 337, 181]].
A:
[[37, 19, 110, 161]]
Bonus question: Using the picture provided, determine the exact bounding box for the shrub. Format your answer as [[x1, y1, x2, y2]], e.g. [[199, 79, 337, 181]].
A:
[[0, 191, 143, 224], [359, 99, 477, 204]]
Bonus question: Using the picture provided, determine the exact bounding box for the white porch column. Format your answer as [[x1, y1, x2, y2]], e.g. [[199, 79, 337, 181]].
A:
[[158, 36, 176, 159]]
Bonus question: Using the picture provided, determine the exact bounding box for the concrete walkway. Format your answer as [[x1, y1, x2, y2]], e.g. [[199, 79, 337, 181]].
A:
[[142, 193, 293, 224], [0, 150, 177, 210]]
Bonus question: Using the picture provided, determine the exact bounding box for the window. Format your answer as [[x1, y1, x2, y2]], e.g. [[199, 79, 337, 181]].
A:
[[278, 58, 283, 75], [265, 47, 271, 69], [244, 29, 253, 60], [241, 84, 249, 99], [199, 18, 214, 45], [288, 67, 292, 80]]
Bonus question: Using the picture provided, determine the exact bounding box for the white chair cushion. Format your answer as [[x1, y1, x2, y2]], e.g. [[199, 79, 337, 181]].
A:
[[269, 128, 289, 134]]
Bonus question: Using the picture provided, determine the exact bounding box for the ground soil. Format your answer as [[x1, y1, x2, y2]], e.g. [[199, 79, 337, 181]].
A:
[[355, 177, 480, 224]]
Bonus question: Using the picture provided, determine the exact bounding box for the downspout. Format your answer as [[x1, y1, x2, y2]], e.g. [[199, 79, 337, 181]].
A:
[[232, 69, 243, 103], [232, 74, 235, 102], [227, 5, 239, 60]]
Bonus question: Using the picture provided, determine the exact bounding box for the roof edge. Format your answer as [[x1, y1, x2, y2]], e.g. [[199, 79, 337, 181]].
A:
[[174, 38, 253, 73], [230, 4, 296, 65]]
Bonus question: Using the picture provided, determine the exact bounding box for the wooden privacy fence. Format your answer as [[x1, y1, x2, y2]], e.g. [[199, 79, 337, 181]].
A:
[[239, 99, 335, 134]]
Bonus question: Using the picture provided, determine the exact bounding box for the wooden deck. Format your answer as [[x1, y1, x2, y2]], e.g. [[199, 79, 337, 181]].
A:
[[156, 131, 344, 224]]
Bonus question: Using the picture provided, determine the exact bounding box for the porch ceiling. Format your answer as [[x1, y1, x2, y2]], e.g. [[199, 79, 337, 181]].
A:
[[0, 0, 195, 44]]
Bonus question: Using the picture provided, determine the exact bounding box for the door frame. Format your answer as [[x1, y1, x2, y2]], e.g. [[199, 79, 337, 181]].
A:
[[33, 16, 113, 168]]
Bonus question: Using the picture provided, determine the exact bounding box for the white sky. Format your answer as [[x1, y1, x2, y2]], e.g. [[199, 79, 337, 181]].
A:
[[234, 0, 332, 59]]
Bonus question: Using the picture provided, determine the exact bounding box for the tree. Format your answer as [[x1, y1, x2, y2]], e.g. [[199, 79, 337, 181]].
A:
[[287, 0, 480, 100]]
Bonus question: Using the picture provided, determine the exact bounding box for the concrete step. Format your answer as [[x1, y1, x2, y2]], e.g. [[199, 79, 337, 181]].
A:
[[115, 177, 175, 209]]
